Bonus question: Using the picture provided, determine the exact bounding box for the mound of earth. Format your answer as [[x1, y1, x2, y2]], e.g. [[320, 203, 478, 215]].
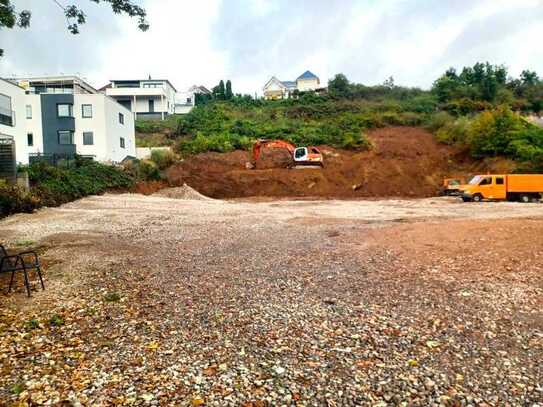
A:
[[165, 127, 505, 199], [154, 184, 214, 200]]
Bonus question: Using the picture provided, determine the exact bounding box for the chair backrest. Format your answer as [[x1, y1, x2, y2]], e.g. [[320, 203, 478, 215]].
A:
[[0, 245, 7, 259]]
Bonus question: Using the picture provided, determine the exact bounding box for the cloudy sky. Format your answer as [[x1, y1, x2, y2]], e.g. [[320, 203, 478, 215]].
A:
[[1, 0, 543, 94]]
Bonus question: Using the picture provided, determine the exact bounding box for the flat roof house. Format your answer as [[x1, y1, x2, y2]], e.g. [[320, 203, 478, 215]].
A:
[[103, 79, 178, 120], [6, 76, 136, 164]]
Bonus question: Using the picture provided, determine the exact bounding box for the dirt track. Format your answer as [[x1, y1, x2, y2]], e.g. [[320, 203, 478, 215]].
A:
[[1, 194, 543, 405], [166, 127, 511, 199]]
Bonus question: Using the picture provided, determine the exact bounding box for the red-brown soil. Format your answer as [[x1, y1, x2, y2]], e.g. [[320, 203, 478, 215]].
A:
[[165, 127, 502, 199]]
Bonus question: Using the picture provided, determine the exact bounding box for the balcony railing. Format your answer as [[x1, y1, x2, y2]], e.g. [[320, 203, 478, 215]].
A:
[[0, 107, 15, 127]]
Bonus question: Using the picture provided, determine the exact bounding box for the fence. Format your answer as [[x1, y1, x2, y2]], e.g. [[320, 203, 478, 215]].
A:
[[29, 153, 95, 168], [0, 134, 16, 183]]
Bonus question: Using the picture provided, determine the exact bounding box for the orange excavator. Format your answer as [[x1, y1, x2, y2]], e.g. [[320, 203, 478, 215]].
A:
[[246, 139, 324, 169]]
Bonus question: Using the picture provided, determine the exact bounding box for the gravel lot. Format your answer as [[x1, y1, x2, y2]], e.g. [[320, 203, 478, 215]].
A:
[[1, 193, 542, 406]]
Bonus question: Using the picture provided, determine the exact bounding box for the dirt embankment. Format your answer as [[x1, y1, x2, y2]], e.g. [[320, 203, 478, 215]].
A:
[[165, 127, 506, 199]]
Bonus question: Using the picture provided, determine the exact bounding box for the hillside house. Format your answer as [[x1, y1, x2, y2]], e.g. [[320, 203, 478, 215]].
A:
[[263, 70, 321, 100]]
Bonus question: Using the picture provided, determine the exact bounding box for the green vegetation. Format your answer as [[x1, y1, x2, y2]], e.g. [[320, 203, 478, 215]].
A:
[[104, 292, 121, 302], [26, 159, 134, 207], [49, 314, 65, 327], [135, 62, 542, 173]]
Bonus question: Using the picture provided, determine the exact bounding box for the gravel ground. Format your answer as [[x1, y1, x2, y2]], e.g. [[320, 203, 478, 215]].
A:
[[0, 194, 542, 406]]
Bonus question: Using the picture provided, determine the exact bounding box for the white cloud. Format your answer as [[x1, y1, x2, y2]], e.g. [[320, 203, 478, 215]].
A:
[[1, 0, 543, 94]]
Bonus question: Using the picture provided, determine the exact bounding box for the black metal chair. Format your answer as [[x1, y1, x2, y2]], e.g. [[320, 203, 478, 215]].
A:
[[0, 244, 44, 297]]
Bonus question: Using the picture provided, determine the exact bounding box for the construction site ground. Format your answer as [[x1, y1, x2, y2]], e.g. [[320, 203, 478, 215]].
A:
[[1, 193, 542, 405], [165, 127, 515, 199]]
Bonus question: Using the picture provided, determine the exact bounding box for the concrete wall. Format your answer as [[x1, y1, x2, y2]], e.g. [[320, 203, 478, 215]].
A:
[[0, 79, 27, 164], [24, 94, 43, 156], [103, 96, 136, 162]]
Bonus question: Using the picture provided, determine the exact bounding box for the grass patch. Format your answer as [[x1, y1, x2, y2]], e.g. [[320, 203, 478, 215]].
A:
[[104, 292, 121, 302]]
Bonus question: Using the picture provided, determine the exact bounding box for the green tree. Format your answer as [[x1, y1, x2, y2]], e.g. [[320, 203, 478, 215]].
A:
[[225, 80, 233, 100], [0, 0, 148, 57], [328, 73, 350, 97]]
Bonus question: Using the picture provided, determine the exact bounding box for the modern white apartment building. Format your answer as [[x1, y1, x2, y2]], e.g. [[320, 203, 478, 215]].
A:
[[103, 78, 197, 119], [2, 76, 136, 165]]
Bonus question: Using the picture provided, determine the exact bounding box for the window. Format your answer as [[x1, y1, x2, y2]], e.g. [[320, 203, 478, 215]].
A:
[[186, 98, 192, 104], [148, 99, 155, 113], [479, 177, 492, 185], [82, 104, 93, 118], [0, 93, 13, 126], [120, 137, 125, 149], [83, 132, 94, 145], [26, 105, 32, 119], [27, 133, 33, 146], [58, 130, 74, 145], [119, 113, 124, 124], [57, 104, 73, 117], [295, 148, 306, 158], [496, 177, 504, 185]]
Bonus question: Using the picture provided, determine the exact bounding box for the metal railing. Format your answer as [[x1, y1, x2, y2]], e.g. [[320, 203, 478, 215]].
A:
[[29, 153, 95, 168]]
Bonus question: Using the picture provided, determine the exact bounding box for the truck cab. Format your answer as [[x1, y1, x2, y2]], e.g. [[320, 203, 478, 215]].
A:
[[462, 175, 506, 202]]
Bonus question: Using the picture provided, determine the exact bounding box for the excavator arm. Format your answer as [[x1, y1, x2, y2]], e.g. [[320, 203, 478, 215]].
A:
[[251, 139, 296, 166]]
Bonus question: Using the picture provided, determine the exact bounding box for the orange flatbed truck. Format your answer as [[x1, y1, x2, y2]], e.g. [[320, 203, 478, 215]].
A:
[[461, 174, 543, 203]]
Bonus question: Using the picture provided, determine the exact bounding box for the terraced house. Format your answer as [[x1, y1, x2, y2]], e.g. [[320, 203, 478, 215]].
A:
[[2, 76, 136, 165], [263, 70, 322, 100]]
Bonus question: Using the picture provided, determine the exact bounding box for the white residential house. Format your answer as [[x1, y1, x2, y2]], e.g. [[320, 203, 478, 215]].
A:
[[0, 78, 27, 179], [103, 79, 178, 120], [3, 76, 136, 165], [263, 70, 322, 100]]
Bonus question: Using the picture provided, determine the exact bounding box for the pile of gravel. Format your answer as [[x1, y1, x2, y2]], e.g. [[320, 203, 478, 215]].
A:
[[154, 183, 214, 201]]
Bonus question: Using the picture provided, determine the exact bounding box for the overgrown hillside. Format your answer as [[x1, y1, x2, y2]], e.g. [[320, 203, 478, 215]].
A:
[[136, 62, 543, 173]]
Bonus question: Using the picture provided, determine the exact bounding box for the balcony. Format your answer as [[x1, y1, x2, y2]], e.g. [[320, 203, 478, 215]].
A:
[[106, 87, 168, 98], [0, 106, 15, 127]]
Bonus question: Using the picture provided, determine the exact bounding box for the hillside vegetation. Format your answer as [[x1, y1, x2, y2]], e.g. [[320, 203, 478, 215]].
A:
[[136, 63, 543, 172]]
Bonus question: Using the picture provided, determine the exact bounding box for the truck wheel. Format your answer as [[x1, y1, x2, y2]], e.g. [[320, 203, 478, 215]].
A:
[[520, 194, 531, 203], [472, 194, 483, 202]]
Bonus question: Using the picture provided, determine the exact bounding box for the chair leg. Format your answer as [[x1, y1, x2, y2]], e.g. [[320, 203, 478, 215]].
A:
[[8, 269, 16, 293], [22, 266, 31, 297], [36, 266, 45, 290]]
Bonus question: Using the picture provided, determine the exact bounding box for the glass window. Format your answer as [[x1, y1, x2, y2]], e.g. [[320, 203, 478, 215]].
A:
[[496, 177, 504, 185], [119, 113, 124, 124], [58, 130, 74, 145], [26, 104, 32, 119], [295, 148, 306, 158], [82, 104, 93, 118], [27, 133, 33, 146], [469, 176, 482, 185], [480, 177, 492, 185], [83, 132, 94, 145], [57, 104, 73, 117], [0, 93, 13, 126], [120, 137, 125, 148]]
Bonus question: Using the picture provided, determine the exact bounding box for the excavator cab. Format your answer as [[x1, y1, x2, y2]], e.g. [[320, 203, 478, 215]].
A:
[[294, 147, 308, 162]]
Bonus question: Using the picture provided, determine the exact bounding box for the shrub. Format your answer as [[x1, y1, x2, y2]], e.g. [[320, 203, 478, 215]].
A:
[[435, 116, 471, 146], [26, 160, 134, 207], [0, 183, 41, 218], [149, 149, 176, 170]]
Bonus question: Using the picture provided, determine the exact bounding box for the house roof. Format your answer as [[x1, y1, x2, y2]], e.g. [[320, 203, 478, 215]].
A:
[[297, 70, 319, 81], [281, 81, 297, 88]]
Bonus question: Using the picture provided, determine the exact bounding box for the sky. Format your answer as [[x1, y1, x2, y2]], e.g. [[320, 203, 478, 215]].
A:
[[1, 0, 543, 94]]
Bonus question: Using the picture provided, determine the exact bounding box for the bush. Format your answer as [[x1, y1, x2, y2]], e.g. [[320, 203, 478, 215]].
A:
[[149, 149, 176, 170], [0, 182, 41, 218], [435, 116, 471, 146], [27, 160, 134, 207]]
